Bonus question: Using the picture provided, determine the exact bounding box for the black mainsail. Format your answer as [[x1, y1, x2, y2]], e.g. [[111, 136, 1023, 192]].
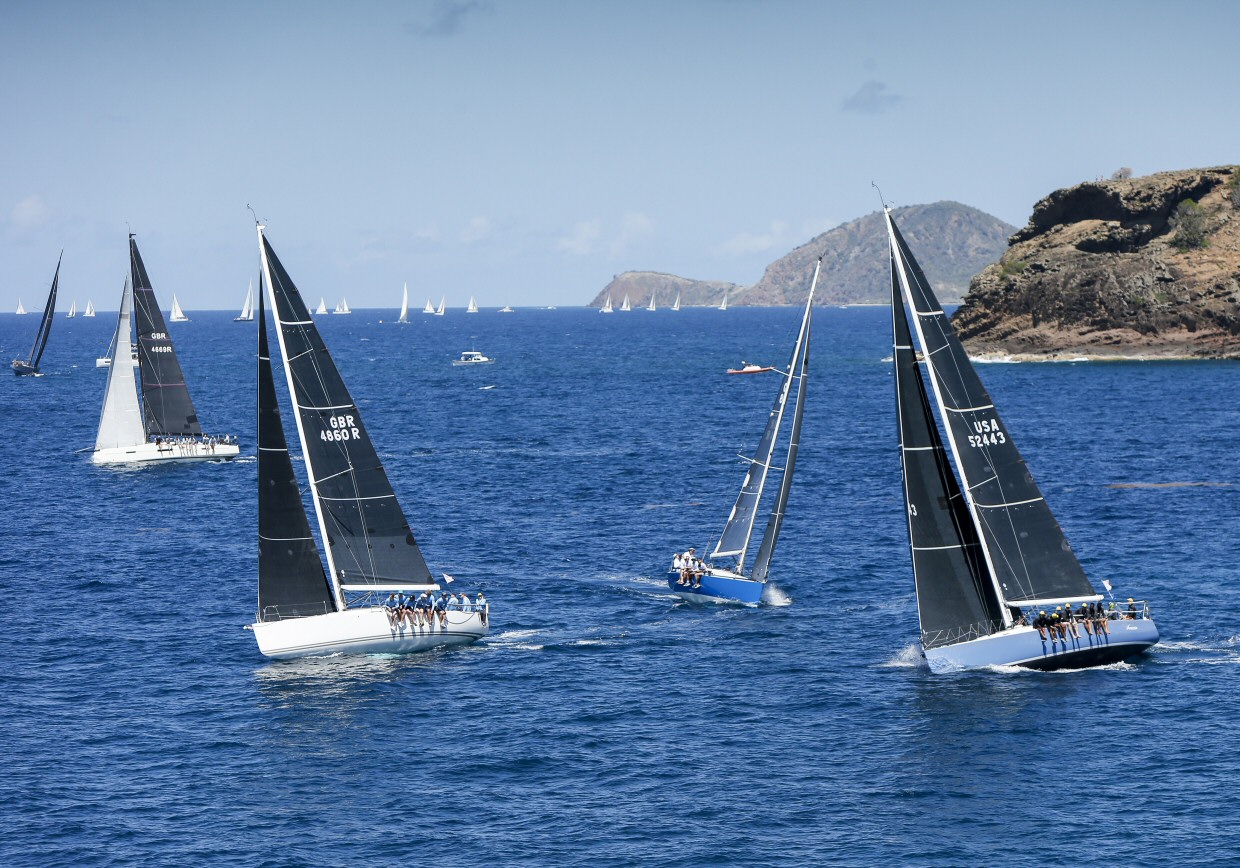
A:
[[886, 210, 1097, 610], [13, 253, 61, 374], [892, 252, 1004, 647], [130, 236, 202, 437], [258, 228, 435, 593], [257, 274, 337, 620]]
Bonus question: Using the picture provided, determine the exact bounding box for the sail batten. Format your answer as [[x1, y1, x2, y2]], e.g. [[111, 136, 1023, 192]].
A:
[[259, 228, 434, 598]]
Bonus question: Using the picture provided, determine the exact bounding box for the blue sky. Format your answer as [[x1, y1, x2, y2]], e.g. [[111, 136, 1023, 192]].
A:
[[3, 0, 1238, 311]]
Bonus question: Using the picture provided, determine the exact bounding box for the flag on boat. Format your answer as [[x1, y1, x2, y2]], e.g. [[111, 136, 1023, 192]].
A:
[[1102, 579, 1113, 592], [442, 573, 455, 583]]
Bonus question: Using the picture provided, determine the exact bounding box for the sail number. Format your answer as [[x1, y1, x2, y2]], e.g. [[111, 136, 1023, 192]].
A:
[[967, 418, 1006, 448], [150, 332, 167, 340], [149, 345, 173, 353], [321, 414, 361, 442]]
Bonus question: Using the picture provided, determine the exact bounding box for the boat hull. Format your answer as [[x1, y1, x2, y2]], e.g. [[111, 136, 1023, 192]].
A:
[[666, 569, 765, 605], [92, 441, 240, 465], [11, 361, 38, 376], [923, 619, 1159, 673], [251, 606, 489, 660]]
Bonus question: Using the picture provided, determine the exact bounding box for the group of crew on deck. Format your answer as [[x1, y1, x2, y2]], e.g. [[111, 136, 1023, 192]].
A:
[[672, 547, 709, 589], [152, 433, 237, 452], [381, 589, 487, 629], [1016, 598, 1141, 642]]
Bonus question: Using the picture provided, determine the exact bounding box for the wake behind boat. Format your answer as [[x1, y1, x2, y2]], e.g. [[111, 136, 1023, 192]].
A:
[[248, 224, 488, 659], [885, 206, 1157, 672], [669, 257, 819, 605], [11, 253, 60, 376], [90, 235, 239, 465]]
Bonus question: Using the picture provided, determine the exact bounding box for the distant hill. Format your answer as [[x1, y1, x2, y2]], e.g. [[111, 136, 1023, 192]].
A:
[[587, 201, 1015, 308], [954, 167, 1240, 359]]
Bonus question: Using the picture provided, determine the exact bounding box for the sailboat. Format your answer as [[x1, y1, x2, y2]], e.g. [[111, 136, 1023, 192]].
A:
[[620, 294, 631, 312], [423, 298, 435, 314], [15, 299, 27, 315], [467, 295, 479, 313], [435, 296, 446, 316], [235, 280, 255, 321], [334, 297, 351, 314], [248, 224, 489, 659], [169, 294, 189, 322], [719, 291, 728, 311], [600, 295, 614, 314], [84, 300, 96, 318], [672, 292, 680, 311], [669, 258, 818, 605], [397, 282, 409, 323], [11, 254, 61, 376], [90, 236, 239, 465], [315, 298, 328, 315], [66, 301, 77, 318], [884, 207, 1157, 672], [647, 292, 656, 311]]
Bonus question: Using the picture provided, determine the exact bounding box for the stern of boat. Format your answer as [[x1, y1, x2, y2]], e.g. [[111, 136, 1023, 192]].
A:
[[923, 617, 1159, 673]]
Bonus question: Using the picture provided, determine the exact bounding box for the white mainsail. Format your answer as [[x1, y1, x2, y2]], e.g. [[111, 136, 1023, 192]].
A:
[[94, 278, 145, 451], [15, 299, 27, 315], [315, 298, 328, 315], [84, 300, 96, 317], [398, 283, 409, 323], [67, 300, 77, 317], [647, 292, 656, 311], [672, 292, 680, 311], [170, 294, 189, 321], [467, 295, 478, 313], [719, 291, 728, 311], [435, 296, 445, 316], [620, 294, 631, 311], [235, 281, 254, 321], [600, 295, 613, 313], [423, 298, 435, 314]]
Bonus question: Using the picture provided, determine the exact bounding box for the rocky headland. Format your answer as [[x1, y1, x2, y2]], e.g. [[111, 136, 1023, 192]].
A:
[[954, 167, 1240, 359]]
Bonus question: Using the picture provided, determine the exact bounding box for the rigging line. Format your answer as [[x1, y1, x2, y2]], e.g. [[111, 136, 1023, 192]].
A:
[[974, 496, 1045, 509]]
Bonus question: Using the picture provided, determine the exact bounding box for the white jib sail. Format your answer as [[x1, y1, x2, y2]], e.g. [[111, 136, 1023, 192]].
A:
[[95, 278, 145, 451]]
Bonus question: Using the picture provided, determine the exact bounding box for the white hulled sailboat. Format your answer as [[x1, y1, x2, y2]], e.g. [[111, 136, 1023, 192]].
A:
[[84, 300, 96, 317], [235, 281, 255, 321], [91, 235, 239, 465], [249, 224, 489, 659], [423, 298, 435, 314], [435, 296, 445, 316], [66, 300, 77, 318], [334, 297, 351, 314], [600, 295, 614, 313], [466, 295, 479, 313], [315, 298, 328, 315], [397, 282, 409, 323], [169, 294, 188, 322], [884, 206, 1157, 672]]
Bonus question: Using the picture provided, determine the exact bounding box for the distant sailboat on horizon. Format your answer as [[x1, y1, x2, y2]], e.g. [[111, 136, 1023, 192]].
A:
[[169, 294, 189, 322], [467, 295, 479, 313], [315, 298, 328, 315], [620, 294, 631, 312], [235, 280, 255, 321], [66, 300, 77, 318], [423, 297, 435, 314], [647, 292, 656, 311], [600, 295, 614, 313], [334, 297, 351, 314], [15, 299, 28, 315], [672, 292, 680, 311], [397, 282, 409, 323], [435, 296, 445, 316], [719, 291, 728, 311], [84, 300, 96, 317]]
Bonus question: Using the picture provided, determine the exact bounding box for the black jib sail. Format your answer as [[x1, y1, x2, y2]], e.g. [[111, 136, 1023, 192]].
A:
[[257, 274, 337, 621], [892, 253, 1004, 647], [13, 253, 61, 374], [259, 229, 435, 591], [886, 211, 1096, 606], [130, 236, 202, 437]]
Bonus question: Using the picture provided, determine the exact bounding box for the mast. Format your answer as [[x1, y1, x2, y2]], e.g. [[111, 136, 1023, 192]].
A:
[[94, 276, 145, 451], [712, 277, 807, 573], [750, 258, 819, 584], [27, 252, 61, 368], [258, 225, 436, 607], [256, 271, 337, 620], [884, 209, 1096, 614], [130, 235, 202, 438]]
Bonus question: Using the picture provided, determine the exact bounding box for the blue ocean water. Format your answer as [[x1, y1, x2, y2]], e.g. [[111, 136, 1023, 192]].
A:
[[2, 304, 1239, 866]]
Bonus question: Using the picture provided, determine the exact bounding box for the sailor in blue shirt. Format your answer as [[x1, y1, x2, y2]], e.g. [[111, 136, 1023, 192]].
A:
[[382, 593, 400, 627], [413, 591, 432, 627], [433, 591, 448, 627]]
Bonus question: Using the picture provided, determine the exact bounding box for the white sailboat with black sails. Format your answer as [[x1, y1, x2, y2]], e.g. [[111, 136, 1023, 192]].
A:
[[91, 236, 240, 465], [11, 253, 60, 376], [249, 225, 489, 659], [885, 207, 1157, 671], [668, 257, 818, 605]]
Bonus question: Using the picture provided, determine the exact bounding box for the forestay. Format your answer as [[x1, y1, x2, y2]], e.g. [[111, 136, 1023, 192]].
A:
[[130, 236, 202, 437], [259, 228, 436, 592], [256, 274, 338, 619], [885, 211, 1096, 606]]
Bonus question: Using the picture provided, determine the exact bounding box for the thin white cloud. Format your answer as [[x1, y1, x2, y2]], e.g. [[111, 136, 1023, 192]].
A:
[[841, 80, 902, 114], [609, 212, 655, 257], [557, 219, 602, 256], [459, 216, 492, 243], [407, 0, 494, 38], [717, 220, 792, 256], [10, 195, 51, 231]]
